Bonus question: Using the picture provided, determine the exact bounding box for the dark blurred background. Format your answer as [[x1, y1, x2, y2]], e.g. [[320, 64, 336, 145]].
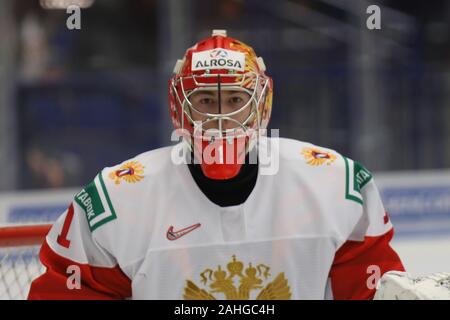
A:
[[0, 0, 449, 190]]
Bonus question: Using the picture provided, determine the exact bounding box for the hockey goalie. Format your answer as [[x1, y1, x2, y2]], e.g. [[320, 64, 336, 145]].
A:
[[28, 30, 407, 300]]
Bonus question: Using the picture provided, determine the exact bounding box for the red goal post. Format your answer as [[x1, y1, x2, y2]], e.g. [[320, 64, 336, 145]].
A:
[[0, 224, 52, 300]]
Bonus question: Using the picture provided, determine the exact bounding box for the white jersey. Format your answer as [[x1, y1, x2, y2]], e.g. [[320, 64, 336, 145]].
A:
[[28, 137, 404, 300]]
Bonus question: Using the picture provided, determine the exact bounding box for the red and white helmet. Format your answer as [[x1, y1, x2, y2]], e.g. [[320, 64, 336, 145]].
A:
[[168, 30, 273, 180]]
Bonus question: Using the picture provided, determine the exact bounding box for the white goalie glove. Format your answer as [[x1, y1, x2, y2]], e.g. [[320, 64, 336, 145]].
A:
[[374, 271, 450, 300]]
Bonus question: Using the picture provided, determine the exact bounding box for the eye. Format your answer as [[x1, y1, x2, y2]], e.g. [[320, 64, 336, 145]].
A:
[[199, 97, 214, 105], [229, 96, 244, 104]]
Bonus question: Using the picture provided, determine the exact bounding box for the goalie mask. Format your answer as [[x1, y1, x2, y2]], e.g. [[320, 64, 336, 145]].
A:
[[168, 30, 273, 180]]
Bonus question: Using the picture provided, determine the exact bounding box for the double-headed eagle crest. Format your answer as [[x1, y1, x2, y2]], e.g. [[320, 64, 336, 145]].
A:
[[184, 255, 291, 300]]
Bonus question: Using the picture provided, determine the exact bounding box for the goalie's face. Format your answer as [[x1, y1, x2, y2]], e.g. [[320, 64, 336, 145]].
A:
[[188, 89, 253, 131]]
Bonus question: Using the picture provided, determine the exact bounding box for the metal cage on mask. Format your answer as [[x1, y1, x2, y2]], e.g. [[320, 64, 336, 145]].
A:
[[170, 71, 270, 146], [169, 70, 271, 180]]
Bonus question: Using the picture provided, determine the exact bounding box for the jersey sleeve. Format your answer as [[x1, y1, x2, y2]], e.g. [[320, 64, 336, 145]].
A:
[[28, 172, 131, 300], [328, 160, 405, 300]]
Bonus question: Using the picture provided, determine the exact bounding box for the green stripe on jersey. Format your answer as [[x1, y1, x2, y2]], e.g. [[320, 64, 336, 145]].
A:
[[354, 161, 373, 191], [92, 171, 118, 231], [75, 180, 105, 223], [74, 172, 117, 232], [344, 157, 363, 205]]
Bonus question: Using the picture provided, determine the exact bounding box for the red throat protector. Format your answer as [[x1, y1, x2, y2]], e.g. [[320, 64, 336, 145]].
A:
[[193, 135, 248, 180]]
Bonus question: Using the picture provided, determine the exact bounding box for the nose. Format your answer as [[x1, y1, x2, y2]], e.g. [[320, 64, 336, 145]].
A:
[[204, 115, 238, 131], [205, 97, 231, 114], [218, 118, 236, 130]]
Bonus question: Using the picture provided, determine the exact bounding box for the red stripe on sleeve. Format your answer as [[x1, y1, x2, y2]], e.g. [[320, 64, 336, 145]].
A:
[[28, 240, 132, 300], [329, 228, 405, 300]]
